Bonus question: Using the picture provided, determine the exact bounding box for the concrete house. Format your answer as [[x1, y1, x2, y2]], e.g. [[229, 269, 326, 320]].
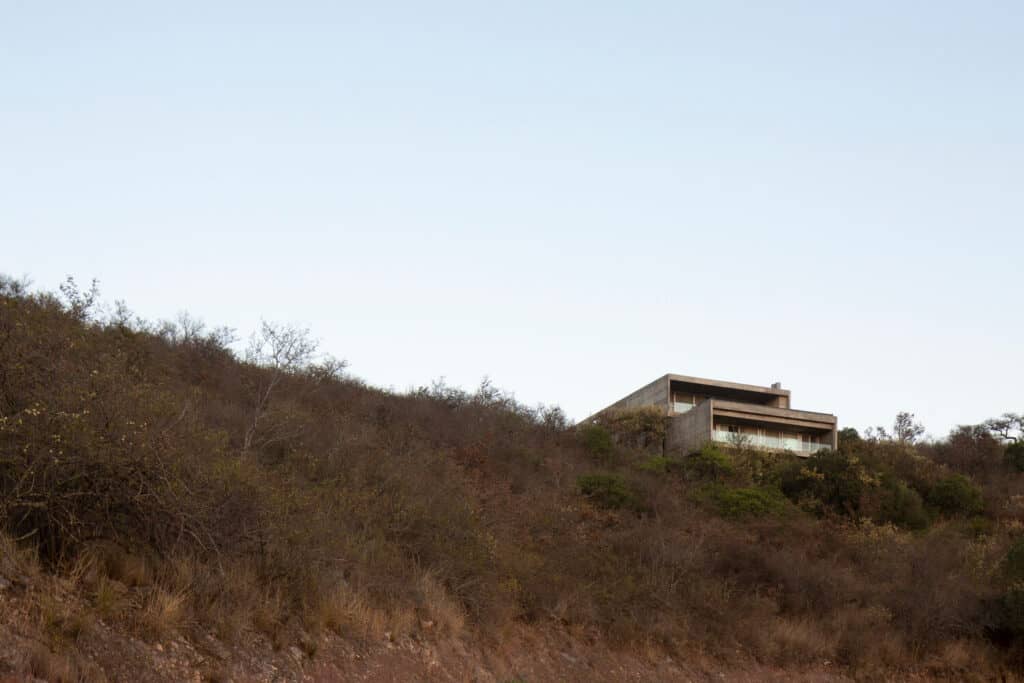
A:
[[596, 374, 838, 457]]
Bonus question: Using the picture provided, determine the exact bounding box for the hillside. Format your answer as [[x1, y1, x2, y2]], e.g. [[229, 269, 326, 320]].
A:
[[1, 275, 1023, 682]]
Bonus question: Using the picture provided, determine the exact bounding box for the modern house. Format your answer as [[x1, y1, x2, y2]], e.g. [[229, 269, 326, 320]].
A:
[[595, 373, 837, 457]]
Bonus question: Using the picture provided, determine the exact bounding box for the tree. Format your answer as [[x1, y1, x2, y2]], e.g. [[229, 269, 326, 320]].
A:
[[242, 321, 319, 453], [985, 413, 1023, 444], [58, 276, 100, 321], [980, 413, 1024, 472], [838, 427, 862, 449], [893, 412, 925, 445]]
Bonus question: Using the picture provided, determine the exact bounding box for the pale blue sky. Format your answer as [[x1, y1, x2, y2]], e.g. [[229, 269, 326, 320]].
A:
[[2, 1, 1022, 436]]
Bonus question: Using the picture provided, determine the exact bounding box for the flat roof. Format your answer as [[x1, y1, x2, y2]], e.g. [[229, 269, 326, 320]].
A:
[[666, 373, 790, 397]]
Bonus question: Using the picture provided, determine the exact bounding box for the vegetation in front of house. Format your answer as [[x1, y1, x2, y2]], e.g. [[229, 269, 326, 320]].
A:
[[2, 274, 1024, 678]]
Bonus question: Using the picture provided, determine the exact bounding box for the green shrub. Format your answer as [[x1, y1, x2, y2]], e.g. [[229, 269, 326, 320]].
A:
[[928, 475, 984, 517], [636, 456, 675, 474], [697, 484, 791, 519], [993, 585, 1024, 638], [874, 476, 929, 530], [597, 407, 666, 453], [578, 424, 615, 462], [577, 474, 644, 511], [731, 448, 790, 487], [1006, 442, 1024, 473], [778, 451, 873, 517], [683, 444, 735, 482], [965, 515, 995, 538], [1005, 538, 1024, 583]]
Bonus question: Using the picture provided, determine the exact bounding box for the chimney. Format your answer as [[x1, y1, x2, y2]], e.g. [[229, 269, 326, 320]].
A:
[[771, 382, 782, 389]]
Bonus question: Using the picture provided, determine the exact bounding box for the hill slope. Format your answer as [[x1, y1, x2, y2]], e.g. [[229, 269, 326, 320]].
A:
[[1, 276, 1022, 681]]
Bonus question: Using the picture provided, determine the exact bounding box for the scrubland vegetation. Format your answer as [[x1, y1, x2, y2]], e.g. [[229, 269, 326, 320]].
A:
[[2, 274, 1024, 679]]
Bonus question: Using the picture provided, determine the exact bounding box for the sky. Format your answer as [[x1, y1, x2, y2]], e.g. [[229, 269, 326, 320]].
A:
[[2, 1, 1022, 437]]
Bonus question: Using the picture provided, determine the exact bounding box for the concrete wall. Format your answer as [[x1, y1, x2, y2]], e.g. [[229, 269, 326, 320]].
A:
[[666, 399, 713, 454], [602, 375, 670, 414]]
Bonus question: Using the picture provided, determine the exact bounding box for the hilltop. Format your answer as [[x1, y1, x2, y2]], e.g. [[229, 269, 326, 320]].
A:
[[1, 275, 1023, 682]]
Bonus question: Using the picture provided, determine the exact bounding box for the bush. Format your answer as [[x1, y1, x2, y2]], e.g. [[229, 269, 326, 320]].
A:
[[577, 474, 644, 511], [683, 444, 735, 482], [698, 484, 791, 519], [928, 475, 984, 517], [596, 407, 666, 453], [965, 515, 995, 539], [1007, 442, 1024, 473], [636, 456, 676, 474], [872, 477, 929, 530], [1005, 539, 1024, 583], [990, 585, 1024, 642], [578, 424, 615, 462], [779, 451, 873, 517]]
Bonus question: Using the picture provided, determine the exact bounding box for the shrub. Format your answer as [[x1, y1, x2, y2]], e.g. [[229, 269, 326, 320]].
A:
[[928, 475, 984, 517], [1006, 442, 1024, 473], [838, 427, 862, 449], [730, 448, 793, 487], [577, 474, 644, 511], [683, 444, 735, 482], [872, 477, 929, 530], [698, 484, 791, 519], [925, 425, 1004, 478], [596, 407, 666, 453], [636, 456, 676, 474], [965, 515, 995, 538], [1005, 538, 1024, 583], [990, 585, 1024, 642], [578, 424, 615, 462], [779, 451, 873, 517]]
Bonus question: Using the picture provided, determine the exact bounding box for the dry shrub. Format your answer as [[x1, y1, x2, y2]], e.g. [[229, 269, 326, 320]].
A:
[[24, 644, 107, 683], [25, 645, 79, 683], [179, 557, 264, 641], [921, 638, 993, 679], [0, 532, 40, 583], [831, 605, 905, 671], [305, 581, 416, 640], [91, 575, 128, 620], [761, 617, 837, 665], [418, 572, 466, 637], [252, 586, 288, 642], [91, 544, 151, 588], [137, 587, 188, 640]]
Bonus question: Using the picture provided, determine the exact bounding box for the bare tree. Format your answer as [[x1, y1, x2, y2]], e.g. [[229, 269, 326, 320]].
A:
[[893, 412, 925, 445], [867, 413, 926, 444], [58, 276, 100, 321], [242, 321, 318, 453], [985, 413, 1023, 443]]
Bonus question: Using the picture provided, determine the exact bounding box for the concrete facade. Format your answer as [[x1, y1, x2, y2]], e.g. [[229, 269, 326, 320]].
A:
[[665, 398, 713, 454], [595, 373, 837, 457]]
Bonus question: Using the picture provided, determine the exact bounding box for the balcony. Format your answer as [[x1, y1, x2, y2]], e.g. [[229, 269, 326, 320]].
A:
[[712, 429, 831, 454]]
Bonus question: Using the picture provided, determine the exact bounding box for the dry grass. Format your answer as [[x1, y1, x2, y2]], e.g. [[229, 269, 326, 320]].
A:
[[417, 572, 466, 637], [0, 531, 40, 583], [25, 645, 80, 683], [251, 587, 288, 641], [38, 594, 91, 649], [761, 617, 837, 665], [307, 581, 404, 640], [137, 587, 188, 640], [23, 644, 107, 683], [90, 575, 128, 620]]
